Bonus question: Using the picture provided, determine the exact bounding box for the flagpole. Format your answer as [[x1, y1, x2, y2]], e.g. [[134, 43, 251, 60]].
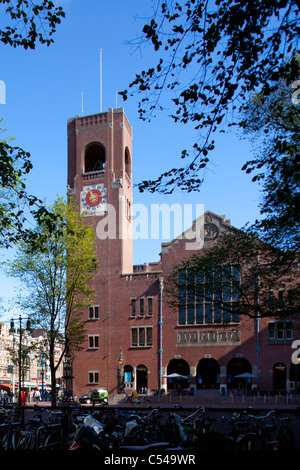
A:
[[100, 49, 102, 112]]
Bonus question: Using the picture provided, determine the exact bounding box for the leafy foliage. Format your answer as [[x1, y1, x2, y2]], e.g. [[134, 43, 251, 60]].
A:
[[0, 125, 58, 248], [121, 0, 300, 194], [240, 81, 300, 252], [6, 197, 97, 406], [166, 229, 300, 321], [0, 0, 65, 49], [0, 1, 65, 248]]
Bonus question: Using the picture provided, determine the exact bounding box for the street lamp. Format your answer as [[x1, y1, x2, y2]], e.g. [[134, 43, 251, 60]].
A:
[[9, 316, 31, 406], [117, 348, 124, 394]]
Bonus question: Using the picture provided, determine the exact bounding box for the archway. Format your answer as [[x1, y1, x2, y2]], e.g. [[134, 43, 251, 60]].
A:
[[84, 142, 106, 172], [136, 364, 148, 393], [273, 363, 286, 391], [196, 358, 220, 389], [227, 357, 252, 390], [124, 365, 134, 391], [166, 358, 190, 390], [125, 147, 131, 176]]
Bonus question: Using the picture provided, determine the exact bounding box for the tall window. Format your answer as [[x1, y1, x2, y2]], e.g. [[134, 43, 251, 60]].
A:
[[178, 265, 240, 325], [89, 371, 99, 384], [140, 298, 144, 316], [131, 298, 136, 317], [125, 147, 131, 177], [89, 305, 99, 320], [147, 297, 153, 316], [88, 335, 99, 349], [85, 142, 105, 173]]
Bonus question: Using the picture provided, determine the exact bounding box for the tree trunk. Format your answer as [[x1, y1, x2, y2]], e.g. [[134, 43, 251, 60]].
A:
[[49, 341, 57, 408], [50, 366, 57, 408]]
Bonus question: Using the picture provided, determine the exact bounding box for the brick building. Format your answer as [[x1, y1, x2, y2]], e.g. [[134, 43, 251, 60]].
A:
[[67, 108, 299, 399]]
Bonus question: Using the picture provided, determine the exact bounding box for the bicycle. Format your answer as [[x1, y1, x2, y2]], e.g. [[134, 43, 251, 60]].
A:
[[16, 407, 47, 450], [38, 423, 65, 450], [222, 411, 266, 450], [271, 415, 295, 450], [1, 421, 22, 450]]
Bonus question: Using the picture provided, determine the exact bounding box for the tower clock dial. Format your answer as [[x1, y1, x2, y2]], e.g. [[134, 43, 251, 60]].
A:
[[80, 184, 107, 216], [85, 189, 102, 207]]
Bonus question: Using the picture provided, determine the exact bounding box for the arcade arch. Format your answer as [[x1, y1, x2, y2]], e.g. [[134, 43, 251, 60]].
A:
[[227, 357, 252, 389], [166, 358, 190, 390], [196, 358, 220, 389]]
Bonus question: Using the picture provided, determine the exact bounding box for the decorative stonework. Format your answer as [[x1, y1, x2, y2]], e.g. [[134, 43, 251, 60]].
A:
[[176, 329, 240, 346]]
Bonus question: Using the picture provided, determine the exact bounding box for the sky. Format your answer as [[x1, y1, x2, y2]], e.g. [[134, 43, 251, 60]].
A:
[[0, 0, 262, 320]]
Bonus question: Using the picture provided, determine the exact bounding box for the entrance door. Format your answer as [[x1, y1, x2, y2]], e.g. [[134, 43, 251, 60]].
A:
[[197, 358, 220, 389], [136, 364, 148, 393], [227, 357, 252, 390], [167, 359, 189, 390], [273, 363, 286, 391]]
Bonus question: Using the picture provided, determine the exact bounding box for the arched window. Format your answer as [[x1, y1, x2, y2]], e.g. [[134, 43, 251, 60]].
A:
[[125, 147, 131, 176], [85, 142, 105, 173]]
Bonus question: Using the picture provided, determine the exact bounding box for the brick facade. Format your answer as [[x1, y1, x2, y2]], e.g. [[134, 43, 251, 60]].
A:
[[68, 109, 299, 399]]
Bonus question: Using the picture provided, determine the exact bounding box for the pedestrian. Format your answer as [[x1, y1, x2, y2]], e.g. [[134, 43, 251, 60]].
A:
[[34, 389, 40, 402]]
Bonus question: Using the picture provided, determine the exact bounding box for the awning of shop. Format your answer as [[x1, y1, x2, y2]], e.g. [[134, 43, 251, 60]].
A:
[[0, 384, 12, 389]]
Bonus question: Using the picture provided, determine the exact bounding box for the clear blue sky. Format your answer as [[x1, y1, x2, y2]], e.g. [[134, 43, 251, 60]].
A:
[[0, 0, 262, 319]]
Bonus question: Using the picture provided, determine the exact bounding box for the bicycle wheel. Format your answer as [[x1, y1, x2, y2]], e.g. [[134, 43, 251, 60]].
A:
[[17, 431, 35, 450], [42, 430, 64, 450]]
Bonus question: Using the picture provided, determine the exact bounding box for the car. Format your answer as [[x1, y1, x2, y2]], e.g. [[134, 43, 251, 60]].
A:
[[79, 388, 108, 404]]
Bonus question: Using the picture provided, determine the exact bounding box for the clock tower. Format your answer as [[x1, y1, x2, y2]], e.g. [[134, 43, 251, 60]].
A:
[[67, 107, 133, 274]]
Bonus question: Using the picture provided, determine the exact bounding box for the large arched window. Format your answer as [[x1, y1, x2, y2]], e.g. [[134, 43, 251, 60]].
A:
[[84, 142, 105, 173], [125, 147, 131, 177]]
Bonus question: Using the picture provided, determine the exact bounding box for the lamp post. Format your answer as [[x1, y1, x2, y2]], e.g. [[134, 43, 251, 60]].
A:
[[9, 316, 31, 406], [117, 348, 124, 394]]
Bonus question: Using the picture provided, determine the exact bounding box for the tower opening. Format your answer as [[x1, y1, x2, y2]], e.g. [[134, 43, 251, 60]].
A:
[[85, 142, 106, 173], [125, 146, 131, 177]]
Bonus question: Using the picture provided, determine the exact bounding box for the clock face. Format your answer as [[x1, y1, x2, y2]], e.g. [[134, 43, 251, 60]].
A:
[[80, 184, 107, 216], [85, 189, 102, 207]]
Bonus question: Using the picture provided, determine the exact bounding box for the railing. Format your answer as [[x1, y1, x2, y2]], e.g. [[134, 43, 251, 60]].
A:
[[82, 171, 104, 182]]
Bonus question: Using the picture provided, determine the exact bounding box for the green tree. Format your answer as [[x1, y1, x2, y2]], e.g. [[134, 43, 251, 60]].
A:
[[0, 0, 65, 49], [0, 1, 65, 248], [239, 80, 300, 252], [0, 125, 57, 248], [121, 0, 300, 195], [6, 198, 97, 408], [166, 229, 300, 322]]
